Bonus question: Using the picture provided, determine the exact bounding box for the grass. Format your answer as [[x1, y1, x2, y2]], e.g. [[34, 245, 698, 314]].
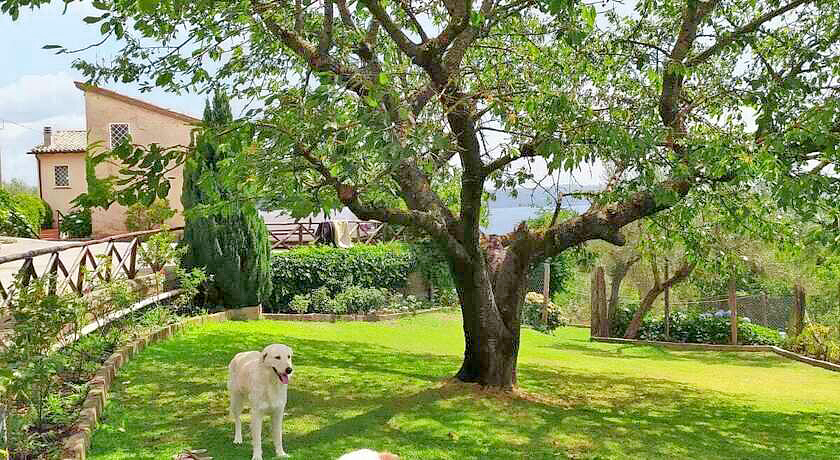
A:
[[88, 313, 840, 459]]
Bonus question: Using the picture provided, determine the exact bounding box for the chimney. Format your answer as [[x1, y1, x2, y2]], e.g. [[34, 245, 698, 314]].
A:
[[43, 126, 52, 146]]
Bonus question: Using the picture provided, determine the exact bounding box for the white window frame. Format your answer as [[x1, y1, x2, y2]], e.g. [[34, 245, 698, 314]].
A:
[[54, 164, 70, 188], [109, 122, 131, 148]]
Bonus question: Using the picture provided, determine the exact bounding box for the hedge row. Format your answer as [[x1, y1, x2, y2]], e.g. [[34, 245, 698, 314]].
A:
[[268, 241, 452, 310]]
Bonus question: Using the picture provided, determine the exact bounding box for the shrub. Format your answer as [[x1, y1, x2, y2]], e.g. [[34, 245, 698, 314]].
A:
[[332, 286, 388, 314], [309, 287, 332, 311], [783, 324, 840, 363], [388, 293, 426, 313], [12, 193, 48, 234], [290, 294, 311, 314], [60, 208, 92, 238], [611, 306, 783, 345], [434, 288, 458, 308], [41, 200, 53, 229], [0, 189, 40, 238], [0, 276, 80, 430], [124, 199, 175, 231], [521, 292, 568, 333], [270, 242, 416, 309], [140, 226, 186, 273]]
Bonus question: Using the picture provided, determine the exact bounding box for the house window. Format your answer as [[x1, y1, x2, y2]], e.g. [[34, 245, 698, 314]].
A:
[[54, 165, 70, 187], [109, 123, 130, 148]]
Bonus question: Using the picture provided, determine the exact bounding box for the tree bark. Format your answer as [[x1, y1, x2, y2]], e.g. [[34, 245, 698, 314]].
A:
[[624, 260, 696, 339], [607, 255, 640, 335], [451, 235, 529, 388]]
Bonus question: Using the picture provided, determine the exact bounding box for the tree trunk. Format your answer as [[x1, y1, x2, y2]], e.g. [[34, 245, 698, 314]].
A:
[[451, 236, 529, 389], [623, 285, 662, 339], [607, 256, 638, 335], [624, 260, 696, 339]]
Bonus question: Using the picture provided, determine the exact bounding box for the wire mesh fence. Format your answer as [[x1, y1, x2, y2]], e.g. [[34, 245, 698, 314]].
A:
[[671, 294, 795, 332]]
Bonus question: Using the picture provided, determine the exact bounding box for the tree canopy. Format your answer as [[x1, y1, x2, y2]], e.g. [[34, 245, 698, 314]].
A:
[[6, 0, 839, 386]]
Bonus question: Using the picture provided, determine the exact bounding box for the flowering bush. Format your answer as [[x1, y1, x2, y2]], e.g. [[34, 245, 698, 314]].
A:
[[612, 307, 782, 345], [521, 292, 568, 334]]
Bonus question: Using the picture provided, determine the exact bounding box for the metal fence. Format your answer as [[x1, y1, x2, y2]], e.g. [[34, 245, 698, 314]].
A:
[[671, 294, 795, 331]]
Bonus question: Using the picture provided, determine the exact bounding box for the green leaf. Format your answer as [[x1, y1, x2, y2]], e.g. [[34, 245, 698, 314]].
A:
[[83, 16, 103, 23], [137, 0, 159, 14], [155, 72, 173, 86], [378, 72, 390, 86], [582, 5, 596, 28]]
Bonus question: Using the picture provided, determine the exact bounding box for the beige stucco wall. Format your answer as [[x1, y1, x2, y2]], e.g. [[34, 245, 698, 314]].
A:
[[37, 152, 87, 224], [82, 90, 194, 237]]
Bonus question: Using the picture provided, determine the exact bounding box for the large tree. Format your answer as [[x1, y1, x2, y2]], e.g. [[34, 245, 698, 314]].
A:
[[8, 0, 839, 387]]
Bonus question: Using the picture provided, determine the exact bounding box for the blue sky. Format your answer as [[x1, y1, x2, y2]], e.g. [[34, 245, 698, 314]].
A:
[[0, 1, 205, 185]]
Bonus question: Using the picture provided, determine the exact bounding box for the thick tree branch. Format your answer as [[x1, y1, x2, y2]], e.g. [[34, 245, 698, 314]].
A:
[[534, 178, 695, 260], [396, 0, 429, 42], [360, 0, 420, 59], [659, 0, 719, 131], [686, 0, 817, 67], [483, 139, 542, 176], [318, 0, 334, 57], [624, 259, 696, 338], [253, 1, 371, 97]]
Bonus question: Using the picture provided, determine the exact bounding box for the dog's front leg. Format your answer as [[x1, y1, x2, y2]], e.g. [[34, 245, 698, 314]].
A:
[[272, 406, 288, 457], [251, 410, 264, 460]]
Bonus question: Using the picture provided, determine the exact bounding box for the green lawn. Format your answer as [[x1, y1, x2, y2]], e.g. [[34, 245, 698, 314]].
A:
[[89, 312, 840, 459]]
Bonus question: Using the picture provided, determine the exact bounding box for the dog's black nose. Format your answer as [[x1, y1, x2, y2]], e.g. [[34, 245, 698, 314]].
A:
[[285, 367, 293, 375]]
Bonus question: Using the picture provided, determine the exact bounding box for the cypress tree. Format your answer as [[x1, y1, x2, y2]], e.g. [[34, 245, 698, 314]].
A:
[[181, 92, 271, 307]]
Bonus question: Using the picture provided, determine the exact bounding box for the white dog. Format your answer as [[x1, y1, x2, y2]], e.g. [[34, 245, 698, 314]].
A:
[[228, 344, 294, 459], [337, 450, 399, 460]]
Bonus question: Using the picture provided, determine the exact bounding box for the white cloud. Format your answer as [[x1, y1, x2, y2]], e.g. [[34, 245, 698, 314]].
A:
[[0, 72, 82, 123], [0, 73, 84, 185]]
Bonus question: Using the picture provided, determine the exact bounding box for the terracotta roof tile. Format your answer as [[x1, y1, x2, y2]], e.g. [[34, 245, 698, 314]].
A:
[[29, 130, 87, 154]]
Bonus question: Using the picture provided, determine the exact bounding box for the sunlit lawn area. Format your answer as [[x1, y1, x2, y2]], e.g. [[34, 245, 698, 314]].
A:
[[89, 312, 840, 459]]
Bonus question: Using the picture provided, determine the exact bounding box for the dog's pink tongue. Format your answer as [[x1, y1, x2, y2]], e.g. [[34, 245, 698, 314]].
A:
[[279, 373, 289, 384]]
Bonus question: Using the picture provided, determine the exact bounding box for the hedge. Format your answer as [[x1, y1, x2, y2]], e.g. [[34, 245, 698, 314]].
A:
[[269, 241, 452, 311], [0, 189, 48, 238]]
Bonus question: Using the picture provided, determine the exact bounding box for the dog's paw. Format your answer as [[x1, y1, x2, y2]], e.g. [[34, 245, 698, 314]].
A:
[[233, 435, 243, 444], [251, 454, 263, 460], [275, 450, 290, 458]]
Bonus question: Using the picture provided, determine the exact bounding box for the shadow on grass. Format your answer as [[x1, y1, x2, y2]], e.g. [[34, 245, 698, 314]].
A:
[[89, 326, 840, 460]]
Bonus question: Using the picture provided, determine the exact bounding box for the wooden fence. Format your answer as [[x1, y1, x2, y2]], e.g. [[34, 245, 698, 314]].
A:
[[0, 227, 183, 313], [265, 220, 401, 249]]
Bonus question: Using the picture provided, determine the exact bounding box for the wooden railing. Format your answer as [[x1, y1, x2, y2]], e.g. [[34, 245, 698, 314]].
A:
[[0, 227, 183, 311], [265, 220, 401, 249]]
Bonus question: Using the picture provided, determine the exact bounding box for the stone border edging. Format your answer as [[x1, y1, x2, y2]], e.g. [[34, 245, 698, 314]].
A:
[[262, 307, 453, 322], [767, 346, 840, 373], [60, 305, 259, 460], [590, 336, 840, 372]]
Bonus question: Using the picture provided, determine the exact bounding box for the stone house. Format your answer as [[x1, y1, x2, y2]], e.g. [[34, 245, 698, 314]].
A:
[[29, 82, 199, 237]]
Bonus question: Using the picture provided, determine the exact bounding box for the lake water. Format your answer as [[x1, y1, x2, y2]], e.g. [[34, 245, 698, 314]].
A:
[[483, 204, 589, 234], [481, 205, 588, 235]]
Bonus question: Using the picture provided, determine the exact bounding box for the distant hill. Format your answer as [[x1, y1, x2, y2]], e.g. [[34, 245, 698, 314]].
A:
[[486, 185, 600, 210]]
